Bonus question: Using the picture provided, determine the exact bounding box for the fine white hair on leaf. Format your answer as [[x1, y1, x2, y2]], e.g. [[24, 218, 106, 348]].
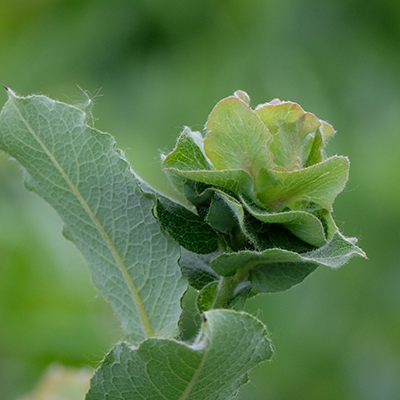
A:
[[74, 85, 103, 127]]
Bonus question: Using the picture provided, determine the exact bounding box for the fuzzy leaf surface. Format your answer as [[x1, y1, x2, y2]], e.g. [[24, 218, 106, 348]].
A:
[[204, 96, 272, 176], [197, 282, 218, 313], [86, 309, 272, 400], [178, 249, 219, 290], [241, 197, 329, 247], [162, 126, 256, 199], [211, 232, 366, 293], [154, 197, 219, 254], [255, 156, 349, 211], [0, 91, 187, 343]]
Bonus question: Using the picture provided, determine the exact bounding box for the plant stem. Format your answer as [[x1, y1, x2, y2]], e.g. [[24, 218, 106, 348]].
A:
[[212, 275, 240, 309]]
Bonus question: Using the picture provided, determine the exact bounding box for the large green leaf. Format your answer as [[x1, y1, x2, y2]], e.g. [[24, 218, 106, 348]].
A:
[[86, 309, 273, 400], [0, 90, 187, 344]]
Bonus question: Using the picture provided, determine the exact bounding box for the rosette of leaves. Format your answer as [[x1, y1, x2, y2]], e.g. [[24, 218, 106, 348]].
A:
[[158, 90, 366, 309]]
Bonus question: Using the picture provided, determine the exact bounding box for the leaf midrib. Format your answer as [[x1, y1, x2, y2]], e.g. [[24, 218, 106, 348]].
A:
[[179, 345, 209, 400], [9, 93, 154, 338]]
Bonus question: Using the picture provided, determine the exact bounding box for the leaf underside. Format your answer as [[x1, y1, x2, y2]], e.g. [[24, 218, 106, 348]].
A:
[[0, 91, 187, 344], [86, 309, 272, 400]]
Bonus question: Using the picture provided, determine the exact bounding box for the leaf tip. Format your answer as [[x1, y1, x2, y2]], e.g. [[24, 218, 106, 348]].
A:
[[2, 84, 9, 91]]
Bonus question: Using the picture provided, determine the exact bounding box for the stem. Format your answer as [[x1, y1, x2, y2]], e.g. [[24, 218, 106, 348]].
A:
[[212, 275, 240, 309]]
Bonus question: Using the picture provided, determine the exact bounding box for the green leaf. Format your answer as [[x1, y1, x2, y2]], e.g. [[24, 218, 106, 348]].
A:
[[268, 112, 321, 171], [206, 194, 238, 234], [304, 128, 324, 167], [204, 95, 273, 177], [254, 99, 305, 135], [162, 126, 212, 194], [249, 262, 317, 293], [163, 126, 211, 172], [197, 281, 218, 313], [163, 126, 256, 200], [154, 197, 220, 254], [86, 309, 273, 400], [210, 232, 366, 293], [254, 100, 335, 170], [207, 190, 316, 252], [255, 156, 349, 212], [241, 197, 329, 247], [179, 249, 219, 290], [168, 168, 255, 202], [0, 90, 187, 344], [301, 231, 367, 268]]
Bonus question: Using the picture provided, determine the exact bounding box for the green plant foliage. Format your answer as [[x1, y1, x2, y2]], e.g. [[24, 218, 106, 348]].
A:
[[197, 282, 218, 313], [0, 89, 187, 344], [178, 249, 219, 290], [0, 89, 365, 399], [162, 91, 365, 303], [86, 310, 272, 400], [210, 232, 364, 293], [154, 197, 219, 254]]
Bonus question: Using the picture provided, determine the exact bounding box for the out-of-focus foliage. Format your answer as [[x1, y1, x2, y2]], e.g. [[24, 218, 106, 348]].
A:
[[0, 0, 399, 399]]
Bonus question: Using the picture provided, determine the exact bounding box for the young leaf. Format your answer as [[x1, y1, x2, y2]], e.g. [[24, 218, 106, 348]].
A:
[[268, 112, 321, 171], [254, 99, 305, 135], [165, 165, 255, 202], [241, 197, 329, 247], [255, 156, 349, 212], [196, 281, 218, 313], [208, 190, 318, 251], [204, 96, 273, 177], [0, 90, 187, 344], [86, 309, 273, 400], [210, 232, 366, 293]]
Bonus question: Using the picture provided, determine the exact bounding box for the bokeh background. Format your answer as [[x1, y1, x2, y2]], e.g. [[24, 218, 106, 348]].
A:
[[0, 0, 399, 399]]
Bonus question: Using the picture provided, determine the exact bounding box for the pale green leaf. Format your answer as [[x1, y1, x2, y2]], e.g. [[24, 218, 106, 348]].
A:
[[86, 309, 273, 400], [304, 128, 324, 167], [204, 96, 272, 177], [167, 167, 255, 201], [162, 127, 211, 194], [0, 90, 187, 343], [269, 112, 321, 171], [162, 126, 255, 198], [254, 99, 305, 135], [255, 156, 350, 212]]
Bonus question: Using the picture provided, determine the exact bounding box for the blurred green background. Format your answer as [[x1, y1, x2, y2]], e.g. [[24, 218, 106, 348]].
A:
[[0, 0, 399, 399]]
